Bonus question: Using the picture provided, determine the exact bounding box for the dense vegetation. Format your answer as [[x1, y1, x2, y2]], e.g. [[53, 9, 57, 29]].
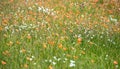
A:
[[0, 0, 120, 69]]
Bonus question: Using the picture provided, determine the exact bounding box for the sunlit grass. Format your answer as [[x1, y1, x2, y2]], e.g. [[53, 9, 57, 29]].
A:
[[0, 0, 120, 69]]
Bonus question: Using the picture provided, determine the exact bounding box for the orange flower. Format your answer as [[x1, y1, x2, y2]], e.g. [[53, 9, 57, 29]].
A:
[[58, 44, 63, 49], [69, 30, 73, 33], [24, 64, 28, 68], [20, 48, 26, 53], [93, 0, 99, 3], [9, 0, 14, 3], [1, 61, 6, 65], [0, 26, 3, 31], [48, 41, 55, 46], [63, 47, 67, 51], [113, 61, 118, 65], [16, 41, 21, 44], [27, 34, 31, 39], [77, 38, 82, 44]]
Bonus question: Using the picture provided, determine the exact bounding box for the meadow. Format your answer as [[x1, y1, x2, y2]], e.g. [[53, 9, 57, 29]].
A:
[[0, 0, 120, 69]]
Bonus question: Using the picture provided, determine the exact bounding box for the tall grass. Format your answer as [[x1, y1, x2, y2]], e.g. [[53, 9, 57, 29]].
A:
[[0, 0, 120, 69]]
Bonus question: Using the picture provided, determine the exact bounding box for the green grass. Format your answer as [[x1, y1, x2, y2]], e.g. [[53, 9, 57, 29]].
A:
[[0, 0, 120, 69]]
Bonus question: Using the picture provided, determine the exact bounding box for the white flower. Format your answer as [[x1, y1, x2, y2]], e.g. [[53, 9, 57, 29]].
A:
[[57, 58, 61, 61], [38, 7, 42, 11], [52, 62, 56, 65], [69, 63, 75, 67], [65, 58, 68, 61], [81, 15, 84, 18], [29, 58, 33, 61], [49, 60, 52, 62], [33, 63, 36, 65], [45, 60, 48, 62], [70, 60, 75, 63], [28, 7, 32, 10], [32, 56, 35, 58], [53, 56, 57, 60]]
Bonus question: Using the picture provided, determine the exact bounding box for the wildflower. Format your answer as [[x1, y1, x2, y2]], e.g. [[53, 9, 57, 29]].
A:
[[2, 18, 8, 26], [69, 60, 75, 67], [35, 28, 39, 31], [73, 56, 78, 59], [58, 44, 63, 49], [7, 41, 13, 46], [24, 64, 28, 68], [49, 65, 53, 69], [89, 41, 94, 45], [69, 30, 73, 33], [69, 63, 75, 67], [33, 63, 36, 65], [53, 56, 57, 60], [1, 61, 6, 65], [114, 61, 118, 65], [16, 41, 21, 44], [63, 47, 67, 51], [27, 34, 31, 39], [91, 60, 95, 63], [3, 34, 8, 38], [71, 47, 75, 50], [43, 43, 47, 48], [48, 41, 55, 46], [2, 50, 11, 56], [55, 33, 59, 37], [0, 26, 3, 31], [66, 54, 71, 57], [81, 51, 85, 55], [20, 48, 26, 53], [93, 0, 99, 3], [57, 58, 61, 61], [15, 29, 19, 32], [32, 56, 35, 58], [52, 62, 56, 65], [77, 38, 82, 44], [9, 0, 13, 3], [26, 57, 33, 61]]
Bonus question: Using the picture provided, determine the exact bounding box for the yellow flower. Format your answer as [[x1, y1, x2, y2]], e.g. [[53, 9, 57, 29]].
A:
[[81, 51, 85, 55], [43, 43, 47, 48], [91, 60, 95, 63], [73, 56, 78, 59], [2, 50, 11, 56], [7, 41, 13, 46], [49, 65, 53, 69]]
